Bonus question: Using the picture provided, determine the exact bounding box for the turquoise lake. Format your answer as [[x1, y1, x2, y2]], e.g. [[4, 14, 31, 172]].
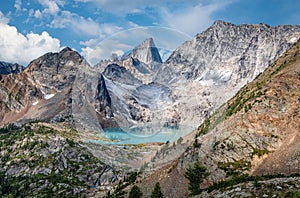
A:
[[93, 126, 194, 145]]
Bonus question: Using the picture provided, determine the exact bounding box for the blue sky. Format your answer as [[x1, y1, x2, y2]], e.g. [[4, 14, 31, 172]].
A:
[[0, 0, 299, 65]]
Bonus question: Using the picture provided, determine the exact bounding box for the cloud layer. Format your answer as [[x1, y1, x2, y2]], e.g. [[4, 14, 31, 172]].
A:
[[161, 2, 227, 36], [0, 12, 61, 65]]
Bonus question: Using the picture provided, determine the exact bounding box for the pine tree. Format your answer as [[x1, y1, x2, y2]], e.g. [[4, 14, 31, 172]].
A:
[[129, 185, 143, 198], [151, 182, 164, 198], [184, 163, 209, 195]]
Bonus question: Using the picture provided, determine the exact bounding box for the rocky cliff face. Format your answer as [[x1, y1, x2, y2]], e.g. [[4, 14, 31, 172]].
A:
[[103, 63, 142, 86], [138, 40, 300, 197], [95, 74, 113, 118], [25, 47, 83, 92]]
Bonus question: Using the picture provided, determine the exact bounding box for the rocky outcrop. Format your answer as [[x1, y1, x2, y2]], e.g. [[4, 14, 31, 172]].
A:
[[25, 47, 84, 92], [0, 71, 43, 124], [103, 63, 142, 86]]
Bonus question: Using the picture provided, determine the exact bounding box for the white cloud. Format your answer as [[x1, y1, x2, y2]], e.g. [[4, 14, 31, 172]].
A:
[[38, 0, 60, 16], [128, 21, 139, 28], [160, 2, 228, 36], [81, 40, 132, 65], [29, 9, 34, 16], [14, 0, 22, 11], [49, 10, 123, 38], [0, 22, 61, 65], [74, 0, 197, 14], [54, 0, 66, 7], [72, 0, 232, 36], [34, 10, 43, 18], [112, 50, 124, 57], [0, 11, 10, 24], [49, 11, 97, 33]]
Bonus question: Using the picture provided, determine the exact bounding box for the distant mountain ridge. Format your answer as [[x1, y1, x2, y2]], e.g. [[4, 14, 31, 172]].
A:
[[0, 61, 24, 75]]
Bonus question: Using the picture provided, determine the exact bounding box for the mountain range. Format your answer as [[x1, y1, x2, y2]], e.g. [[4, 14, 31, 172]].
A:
[[1, 21, 300, 132], [0, 20, 300, 197]]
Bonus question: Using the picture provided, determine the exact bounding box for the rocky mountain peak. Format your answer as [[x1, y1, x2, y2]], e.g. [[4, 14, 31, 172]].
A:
[[26, 47, 83, 72], [140, 37, 156, 48], [23, 47, 88, 95], [211, 20, 233, 28], [131, 37, 163, 65], [60, 47, 73, 53], [58, 47, 83, 63], [162, 21, 300, 83]]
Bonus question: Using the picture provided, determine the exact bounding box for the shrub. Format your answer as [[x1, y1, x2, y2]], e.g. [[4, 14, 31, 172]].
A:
[[128, 185, 142, 198], [193, 138, 200, 148], [151, 182, 163, 198], [127, 172, 138, 184]]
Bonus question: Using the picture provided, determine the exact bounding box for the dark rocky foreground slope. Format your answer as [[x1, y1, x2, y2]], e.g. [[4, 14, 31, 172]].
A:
[[0, 123, 119, 197]]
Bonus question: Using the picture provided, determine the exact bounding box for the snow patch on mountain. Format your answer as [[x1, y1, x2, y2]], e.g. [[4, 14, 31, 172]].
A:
[[290, 37, 298, 43], [44, 93, 55, 100]]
